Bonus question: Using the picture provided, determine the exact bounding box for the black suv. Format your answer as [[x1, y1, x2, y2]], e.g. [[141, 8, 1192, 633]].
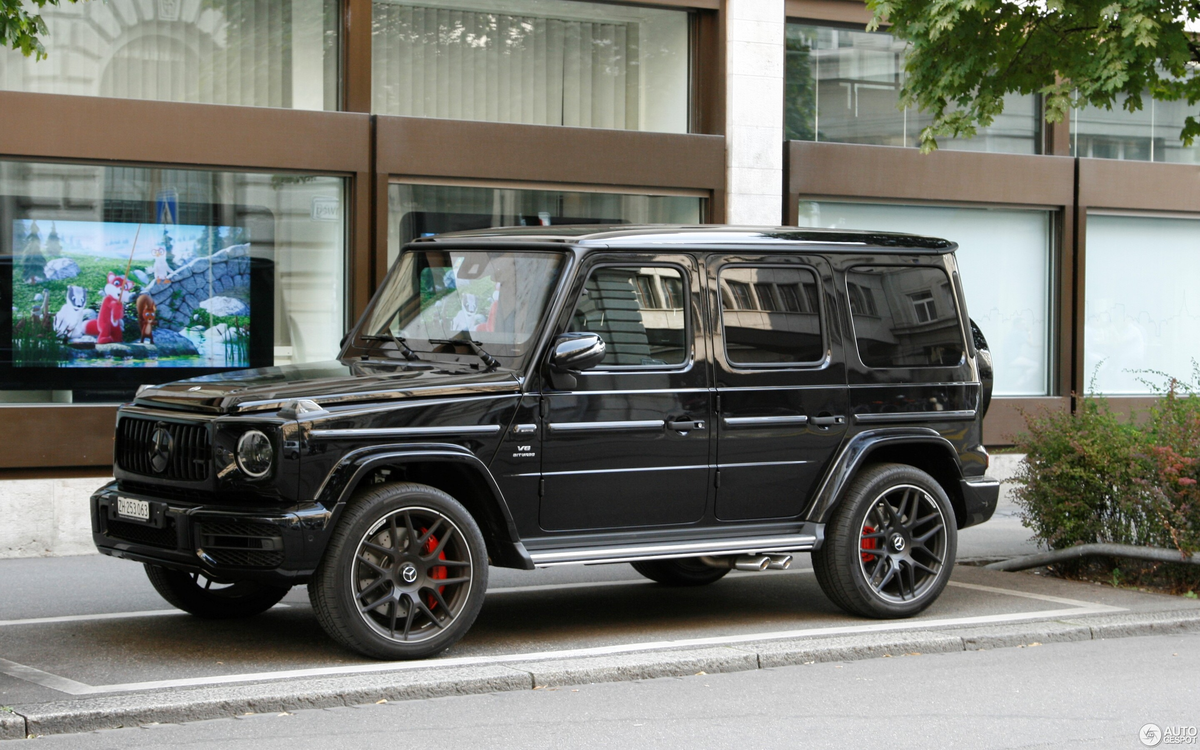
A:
[[92, 226, 999, 659]]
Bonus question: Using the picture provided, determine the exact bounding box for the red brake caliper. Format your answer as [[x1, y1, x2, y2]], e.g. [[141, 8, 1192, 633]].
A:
[[421, 529, 447, 610], [861, 525, 877, 563]]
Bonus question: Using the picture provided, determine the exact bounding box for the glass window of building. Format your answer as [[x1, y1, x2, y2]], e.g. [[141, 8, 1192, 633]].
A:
[[372, 0, 690, 133], [388, 183, 704, 266], [0, 161, 347, 404], [785, 22, 1039, 153], [1072, 97, 1200, 163], [798, 201, 1053, 395], [0, 0, 340, 110], [1084, 213, 1200, 393]]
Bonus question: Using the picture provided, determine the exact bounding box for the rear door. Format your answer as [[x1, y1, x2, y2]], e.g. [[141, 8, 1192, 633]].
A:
[[708, 254, 848, 521], [538, 253, 711, 531]]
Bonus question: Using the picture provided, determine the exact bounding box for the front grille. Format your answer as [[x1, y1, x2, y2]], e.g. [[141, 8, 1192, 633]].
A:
[[197, 520, 285, 569], [116, 417, 211, 481], [106, 518, 179, 549]]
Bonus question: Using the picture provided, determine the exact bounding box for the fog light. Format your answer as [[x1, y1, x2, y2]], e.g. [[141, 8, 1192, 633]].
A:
[[236, 430, 273, 479]]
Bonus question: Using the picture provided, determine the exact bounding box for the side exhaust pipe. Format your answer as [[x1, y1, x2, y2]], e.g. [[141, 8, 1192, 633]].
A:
[[699, 555, 770, 571], [765, 554, 792, 570]]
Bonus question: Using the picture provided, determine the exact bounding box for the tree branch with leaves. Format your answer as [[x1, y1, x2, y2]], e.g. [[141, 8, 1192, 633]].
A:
[[1, 0, 80, 60], [869, 0, 1200, 151]]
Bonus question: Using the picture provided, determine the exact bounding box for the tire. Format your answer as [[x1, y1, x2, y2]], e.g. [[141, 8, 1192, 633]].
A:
[[309, 482, 489, 660], [144, 564, 289, 619], [630, 558, 731, 586], [812, 463, 957, 618]]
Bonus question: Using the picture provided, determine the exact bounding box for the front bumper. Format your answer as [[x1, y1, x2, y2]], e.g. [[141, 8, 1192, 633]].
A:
[[91, 481, 332, 585], [959, 475, 1001, 529]]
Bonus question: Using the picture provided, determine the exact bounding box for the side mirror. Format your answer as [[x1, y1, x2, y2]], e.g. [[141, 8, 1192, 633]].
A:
[[548, 332, 606, 390]]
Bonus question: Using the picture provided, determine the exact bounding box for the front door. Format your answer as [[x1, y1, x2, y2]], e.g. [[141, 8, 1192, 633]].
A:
[[539, 254, 711, 531], [708, 255, 848, 521]]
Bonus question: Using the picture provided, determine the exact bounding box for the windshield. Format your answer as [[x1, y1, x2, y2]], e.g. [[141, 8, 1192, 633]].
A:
[[362, 249, 566, 360]]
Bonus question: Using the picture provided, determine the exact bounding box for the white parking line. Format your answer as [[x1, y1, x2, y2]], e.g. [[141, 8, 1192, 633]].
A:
[[0, 603, 291, 629], [0, 581, 1124, 697]]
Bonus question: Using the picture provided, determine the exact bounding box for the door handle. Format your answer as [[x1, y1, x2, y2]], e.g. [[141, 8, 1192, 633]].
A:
[[810, 415, 845, 427], [667, 420, 706, 432]]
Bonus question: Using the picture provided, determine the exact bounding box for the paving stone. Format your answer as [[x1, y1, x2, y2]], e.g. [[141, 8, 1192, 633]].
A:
[[0, 712, 25, 740]]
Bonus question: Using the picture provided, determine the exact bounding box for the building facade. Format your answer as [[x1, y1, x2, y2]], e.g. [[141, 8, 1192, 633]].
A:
[[0, 0, 1194, 508]]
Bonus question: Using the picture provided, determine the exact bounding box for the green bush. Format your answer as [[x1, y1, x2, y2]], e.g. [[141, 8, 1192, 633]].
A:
[[1013, 369, 1200, 591]]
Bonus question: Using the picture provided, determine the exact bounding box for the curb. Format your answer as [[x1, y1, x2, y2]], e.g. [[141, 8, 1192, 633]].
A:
[[9, 608, 1200, 739], [0, 713, 23, 741]]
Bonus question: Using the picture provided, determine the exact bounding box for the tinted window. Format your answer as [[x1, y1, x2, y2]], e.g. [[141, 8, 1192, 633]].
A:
[[719, 267, 824, 365], [568, 266, 687, 367], [848, 266, 965, 367]]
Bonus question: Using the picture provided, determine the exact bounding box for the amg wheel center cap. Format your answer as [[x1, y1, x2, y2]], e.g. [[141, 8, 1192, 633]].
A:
[[400, 563, 419, 584], [890, 534, 906, 552], [149, 426, 174, 473]]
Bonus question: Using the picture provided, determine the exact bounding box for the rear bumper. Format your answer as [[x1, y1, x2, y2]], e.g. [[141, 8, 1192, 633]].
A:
[[91, 481, 331, 585], [959, 475, 1000, 529]]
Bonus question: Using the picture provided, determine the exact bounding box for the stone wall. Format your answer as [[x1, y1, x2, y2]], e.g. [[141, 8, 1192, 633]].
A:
[[145, 243, 251, 331]]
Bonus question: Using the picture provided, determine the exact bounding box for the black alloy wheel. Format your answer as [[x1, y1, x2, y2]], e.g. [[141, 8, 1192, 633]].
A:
[[310, 482, 488, 660], [813, 463, 956, 618], [144, 564, 289, 619], [630, 557, 731, 586]]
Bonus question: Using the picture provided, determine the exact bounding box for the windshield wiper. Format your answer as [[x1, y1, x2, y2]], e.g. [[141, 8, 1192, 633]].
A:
[[360, 332, 420, 361], [429, 336, 500, 371]]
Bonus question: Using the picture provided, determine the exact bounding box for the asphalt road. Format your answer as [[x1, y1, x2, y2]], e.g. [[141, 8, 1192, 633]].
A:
[[25, 631, 1200, 750]]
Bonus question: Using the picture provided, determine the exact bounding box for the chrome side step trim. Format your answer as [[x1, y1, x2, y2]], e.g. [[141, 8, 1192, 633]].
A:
[[528, 534, 818, 567], [308, 425, 502, 440], [548, 420, 665, 433], [854, 410, 976, 424], [723, 415, 809, 428]]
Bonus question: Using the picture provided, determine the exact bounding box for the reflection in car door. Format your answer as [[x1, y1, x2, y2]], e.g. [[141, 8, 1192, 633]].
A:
[[538, 254, 712, 531]]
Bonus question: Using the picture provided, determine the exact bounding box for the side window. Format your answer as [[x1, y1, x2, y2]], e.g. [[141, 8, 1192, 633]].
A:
[[567, 266, 688, 367], [847, 265, 966, 368], [719, 266, 824, 365]]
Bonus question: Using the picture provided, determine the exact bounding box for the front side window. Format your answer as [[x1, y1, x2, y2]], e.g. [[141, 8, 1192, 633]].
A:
[[372, 0, 690, 133], [0, 0, 340, 110], [720, 267, 824, 365], [567, 266, 687, 367], [366, 250, 565, 362], [847, 266, 965, 368]]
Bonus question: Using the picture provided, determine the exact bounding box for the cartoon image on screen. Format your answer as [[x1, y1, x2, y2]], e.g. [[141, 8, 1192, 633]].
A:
[[11, 219, 252, 368]]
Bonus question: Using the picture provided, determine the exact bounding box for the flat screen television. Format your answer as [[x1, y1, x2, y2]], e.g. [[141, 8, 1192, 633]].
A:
[[0, 198, 274, 401]]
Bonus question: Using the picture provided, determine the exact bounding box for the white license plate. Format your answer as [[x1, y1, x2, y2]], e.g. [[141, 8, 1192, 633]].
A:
[[117, 497, 150, 522]]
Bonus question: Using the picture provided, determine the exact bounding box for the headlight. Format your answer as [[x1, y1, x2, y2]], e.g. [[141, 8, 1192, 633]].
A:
[[236, 430, 273, 479]]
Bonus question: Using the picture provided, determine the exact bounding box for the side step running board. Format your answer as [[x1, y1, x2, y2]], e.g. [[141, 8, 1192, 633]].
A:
[[528, 534, 818, 567]]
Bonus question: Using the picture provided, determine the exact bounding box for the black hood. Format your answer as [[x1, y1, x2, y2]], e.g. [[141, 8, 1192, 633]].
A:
[[132, 359, 522, 414]]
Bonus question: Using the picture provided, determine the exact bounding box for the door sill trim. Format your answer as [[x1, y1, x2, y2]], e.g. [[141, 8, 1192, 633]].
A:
[[528, 534, 819, 567]]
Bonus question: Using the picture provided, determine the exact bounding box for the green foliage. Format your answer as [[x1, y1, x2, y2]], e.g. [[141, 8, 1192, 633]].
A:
[[1, 0, 80, 60], [1013, 367, 1200, 589], [868, 0, 1200, 151], [785, 26, 818, 141]]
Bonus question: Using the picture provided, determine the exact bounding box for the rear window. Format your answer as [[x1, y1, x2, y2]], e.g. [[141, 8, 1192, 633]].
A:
[[847, 265, 965, 368]]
